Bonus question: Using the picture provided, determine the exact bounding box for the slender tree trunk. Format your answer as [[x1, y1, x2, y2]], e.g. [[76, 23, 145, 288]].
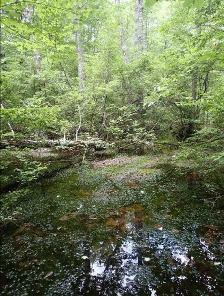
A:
[[135, 0, 144, 54], [63, 131, 66, 143], [180, 68, 199, 140], [203, 72, 209, 93], [144, 11, 149, 50], [75, 105, 82, 141], [191, 68, 199, 120], [134, 0, 145, 111], [76, 29, 85, 92], [192, 70, 198, 101], [120, 23, 129, 63], [115, 0, 129, 63], [22, 6, 42, 93], [74, 20, 85, 141]]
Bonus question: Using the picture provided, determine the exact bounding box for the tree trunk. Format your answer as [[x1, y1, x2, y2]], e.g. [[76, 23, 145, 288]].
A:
[[75, 105, 82, 141], [115, 0, 129, 63], [21, 6, 42, 93], [74, 18, 85, 140], [203, 72, 209, 93], [134, 0, 145, 110], [192, 70, 198, 100], [135, 0, 144, 54], [120, 22, 129, 63], [144, 11, 149, 50], [76, 29, 85, 92]]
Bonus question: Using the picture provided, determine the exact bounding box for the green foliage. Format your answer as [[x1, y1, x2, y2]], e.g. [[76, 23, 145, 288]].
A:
[[0, 189, 29, 216], [1, 106, 61, 135], [14, 159, 47, 184], [0, 0, 223, 176], [0, 149, 47, 187]]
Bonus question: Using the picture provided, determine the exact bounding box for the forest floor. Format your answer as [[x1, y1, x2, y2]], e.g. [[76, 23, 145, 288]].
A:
[[91, 154, 169, 186], [92, 155, 160, 168]]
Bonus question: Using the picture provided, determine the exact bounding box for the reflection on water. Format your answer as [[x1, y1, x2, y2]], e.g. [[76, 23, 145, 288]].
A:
[[200, 239, 216, 261], [171, 247, 190, 265], [91, 259, 105, 277], [47, 204, 223, 296], [1, 167, 224, 296]]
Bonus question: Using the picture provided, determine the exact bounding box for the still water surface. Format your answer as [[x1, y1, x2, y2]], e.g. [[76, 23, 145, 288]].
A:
[[1, 163, 224, 295]]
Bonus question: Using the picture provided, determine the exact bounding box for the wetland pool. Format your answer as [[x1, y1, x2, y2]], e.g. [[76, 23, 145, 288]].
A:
[[0, 157, 224, 296]]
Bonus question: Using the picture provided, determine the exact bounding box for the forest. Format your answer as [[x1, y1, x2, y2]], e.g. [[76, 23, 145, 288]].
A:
[[0, 0, 224, 295]]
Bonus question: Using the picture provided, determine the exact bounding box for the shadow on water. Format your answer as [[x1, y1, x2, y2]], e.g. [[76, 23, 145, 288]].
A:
[[0, 165, 224, 295]]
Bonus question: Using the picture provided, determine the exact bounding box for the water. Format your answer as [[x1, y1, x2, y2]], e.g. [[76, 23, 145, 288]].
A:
[[0, 162, 224, 295]]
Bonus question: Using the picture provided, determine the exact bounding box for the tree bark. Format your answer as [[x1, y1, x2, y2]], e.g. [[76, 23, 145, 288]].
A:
[[74, 17, 85, 140], [75, 105, 82, 141], [203, 72, 209, 93], [192, 69, 198, 100], [135, 0, 144, 54], [21, 6, 42, 93], [115, 0, 129, 63], [133, 0, 145, 110], [76, 29, 85, 92], [120, 21, 129, 63]]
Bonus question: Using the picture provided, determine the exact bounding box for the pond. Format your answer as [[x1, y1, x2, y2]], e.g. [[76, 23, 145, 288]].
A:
[[0, 156, 224, 295]]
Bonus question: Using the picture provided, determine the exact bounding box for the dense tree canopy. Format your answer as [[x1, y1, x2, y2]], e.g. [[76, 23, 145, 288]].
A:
[[1, 0, 224, 157]]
